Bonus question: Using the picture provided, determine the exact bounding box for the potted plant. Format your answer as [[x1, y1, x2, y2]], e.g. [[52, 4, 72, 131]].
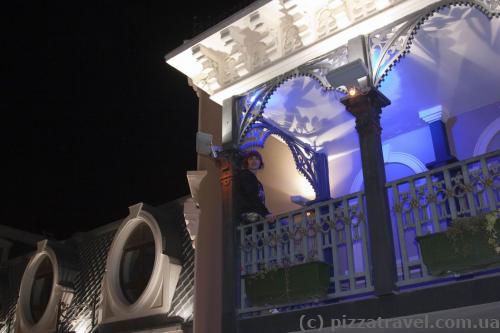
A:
[[416, 210, 500, 276], [243, 261, 331, 306]]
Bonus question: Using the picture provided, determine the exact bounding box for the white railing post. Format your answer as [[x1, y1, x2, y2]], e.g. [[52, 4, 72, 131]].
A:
[[443, 168, 459, 219], [251, 224, 258, 273], [263, 221, 270, 270], [425, 174, 442, 233], [391, 184, 410, 281], [300, 211, 307, 261], [481, 156, 498, 211], [461, 162, 477, 216], [329, 201, 341, 295], [240, 227, 246, 309], [315, 206, 324, 262], [288, 213, 295, 265], [342, 198, 356, 290], [359, 194, 372, 288]]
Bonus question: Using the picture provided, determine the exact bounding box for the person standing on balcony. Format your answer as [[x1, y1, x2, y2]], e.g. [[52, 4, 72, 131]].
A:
[[234, 150, 273, 224]]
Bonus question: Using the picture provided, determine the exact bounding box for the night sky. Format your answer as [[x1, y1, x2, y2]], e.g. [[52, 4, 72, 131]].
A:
[[3, 1, 252, 239]]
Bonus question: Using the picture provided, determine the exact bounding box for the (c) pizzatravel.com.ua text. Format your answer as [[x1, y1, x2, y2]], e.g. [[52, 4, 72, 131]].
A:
[[298, 314, 500, 331]]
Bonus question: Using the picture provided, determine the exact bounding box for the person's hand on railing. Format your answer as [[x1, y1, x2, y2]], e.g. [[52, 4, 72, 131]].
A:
[[265, 213, 276, 224]]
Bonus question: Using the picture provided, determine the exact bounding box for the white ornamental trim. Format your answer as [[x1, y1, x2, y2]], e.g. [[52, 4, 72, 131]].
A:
[[473, 115, 500, 156], [418, 105, 450, 124], [167, 0, 443, 105], [17, 242, 62, 333], [350, 145, 427, 193], [101, 203, 182, 323]]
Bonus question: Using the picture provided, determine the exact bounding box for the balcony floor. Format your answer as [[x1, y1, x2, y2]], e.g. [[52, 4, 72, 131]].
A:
[[239, 270, 500, 333]]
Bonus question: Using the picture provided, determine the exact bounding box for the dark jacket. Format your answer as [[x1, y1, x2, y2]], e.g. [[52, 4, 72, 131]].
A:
[[234, 169, 270, 217]]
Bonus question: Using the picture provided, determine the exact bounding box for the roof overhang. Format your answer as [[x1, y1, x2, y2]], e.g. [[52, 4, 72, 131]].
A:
[[165, 0, 442, 105]]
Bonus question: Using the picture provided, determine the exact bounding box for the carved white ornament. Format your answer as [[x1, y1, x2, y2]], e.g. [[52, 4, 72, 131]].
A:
[[166, 0, 414, 104], [184, 170, 208, 248]]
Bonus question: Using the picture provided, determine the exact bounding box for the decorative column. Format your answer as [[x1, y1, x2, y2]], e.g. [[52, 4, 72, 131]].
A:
[[419, 105, 457, 169], [340, 87, 397, 296]]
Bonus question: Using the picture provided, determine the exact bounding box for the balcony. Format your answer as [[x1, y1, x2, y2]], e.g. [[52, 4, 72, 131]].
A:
[[237, 150, 500, 321]]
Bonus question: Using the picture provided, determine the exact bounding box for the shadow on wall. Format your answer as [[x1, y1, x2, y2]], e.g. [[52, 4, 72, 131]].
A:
[[379, 6, 500, 143], [449, 102, 500, 160], [255, 136, 315, 215]]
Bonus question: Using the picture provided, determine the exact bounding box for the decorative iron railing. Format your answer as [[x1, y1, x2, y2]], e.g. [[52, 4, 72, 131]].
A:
[[237, 150, 500, 314], [387, 150, 500, 286], [238, 192, 373, 312]]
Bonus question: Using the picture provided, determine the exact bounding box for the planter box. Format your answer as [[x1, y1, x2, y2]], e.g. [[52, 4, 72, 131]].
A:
[[244, 261, 330, 306], [417, 222, 500, 276]]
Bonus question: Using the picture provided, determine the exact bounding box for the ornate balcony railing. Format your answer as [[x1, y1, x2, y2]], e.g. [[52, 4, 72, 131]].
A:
[[387, 150, 500, 286], [238, 192, 373, 313], [237, 150, 500, 315]]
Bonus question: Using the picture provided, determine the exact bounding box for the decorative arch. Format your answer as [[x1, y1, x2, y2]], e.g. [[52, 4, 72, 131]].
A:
[[369, 0, 500, 87], [236, 70, 336, 145], [350, 149, 427, 193], [473, 116, 500, 156], [237, 73, 338, 201], [240, 119, 330, 201]]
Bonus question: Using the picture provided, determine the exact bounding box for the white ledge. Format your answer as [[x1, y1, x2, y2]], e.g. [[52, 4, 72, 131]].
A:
[[419, 105, 450, 124]]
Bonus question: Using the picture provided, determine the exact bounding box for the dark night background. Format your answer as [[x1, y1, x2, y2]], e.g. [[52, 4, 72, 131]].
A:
[[2, 1, 254, 239]]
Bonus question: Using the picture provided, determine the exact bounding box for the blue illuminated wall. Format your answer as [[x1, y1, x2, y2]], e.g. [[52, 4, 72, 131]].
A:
[[448, 101, 500, 159], [257, 6, 499, 202]]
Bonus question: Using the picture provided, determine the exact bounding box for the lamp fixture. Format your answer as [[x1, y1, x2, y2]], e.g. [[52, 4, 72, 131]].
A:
[[326, 59, 369, 91]]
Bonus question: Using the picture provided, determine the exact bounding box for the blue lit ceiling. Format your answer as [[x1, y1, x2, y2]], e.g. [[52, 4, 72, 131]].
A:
[[261, 6, 499, 155], [380, 6, 500, 139]]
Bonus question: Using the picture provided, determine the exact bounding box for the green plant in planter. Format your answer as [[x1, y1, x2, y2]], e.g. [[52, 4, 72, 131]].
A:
[[485, 212, 500, 253], [417, 210, 500, 276], [244, 261, 330, 307], [445, 211, 500, 255]]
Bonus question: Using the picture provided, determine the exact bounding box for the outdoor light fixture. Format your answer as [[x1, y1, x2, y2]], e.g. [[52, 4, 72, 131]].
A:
[[326, 58, 369, 92], [196, 131, 221, 158]]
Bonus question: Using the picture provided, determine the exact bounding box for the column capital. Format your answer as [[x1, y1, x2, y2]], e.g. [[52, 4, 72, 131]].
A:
[[418, 105, 449, 124], [340, 88, 390, 135]]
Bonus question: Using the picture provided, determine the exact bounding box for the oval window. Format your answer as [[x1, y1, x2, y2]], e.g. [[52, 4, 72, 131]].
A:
[[119, 223, 156, 304], [29, 256, 53, 323]]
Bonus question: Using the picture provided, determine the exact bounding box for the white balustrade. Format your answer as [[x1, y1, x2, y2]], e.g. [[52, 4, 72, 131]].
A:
[[237, 150, 499, 313], [387, 150, 500, 286], [238, 192, 373, 312]]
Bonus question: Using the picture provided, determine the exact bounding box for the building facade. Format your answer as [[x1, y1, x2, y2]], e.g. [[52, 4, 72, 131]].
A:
[[2, 1, 499, 333], [0, 199, 194, 333], [166, 0, 500, 332]]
